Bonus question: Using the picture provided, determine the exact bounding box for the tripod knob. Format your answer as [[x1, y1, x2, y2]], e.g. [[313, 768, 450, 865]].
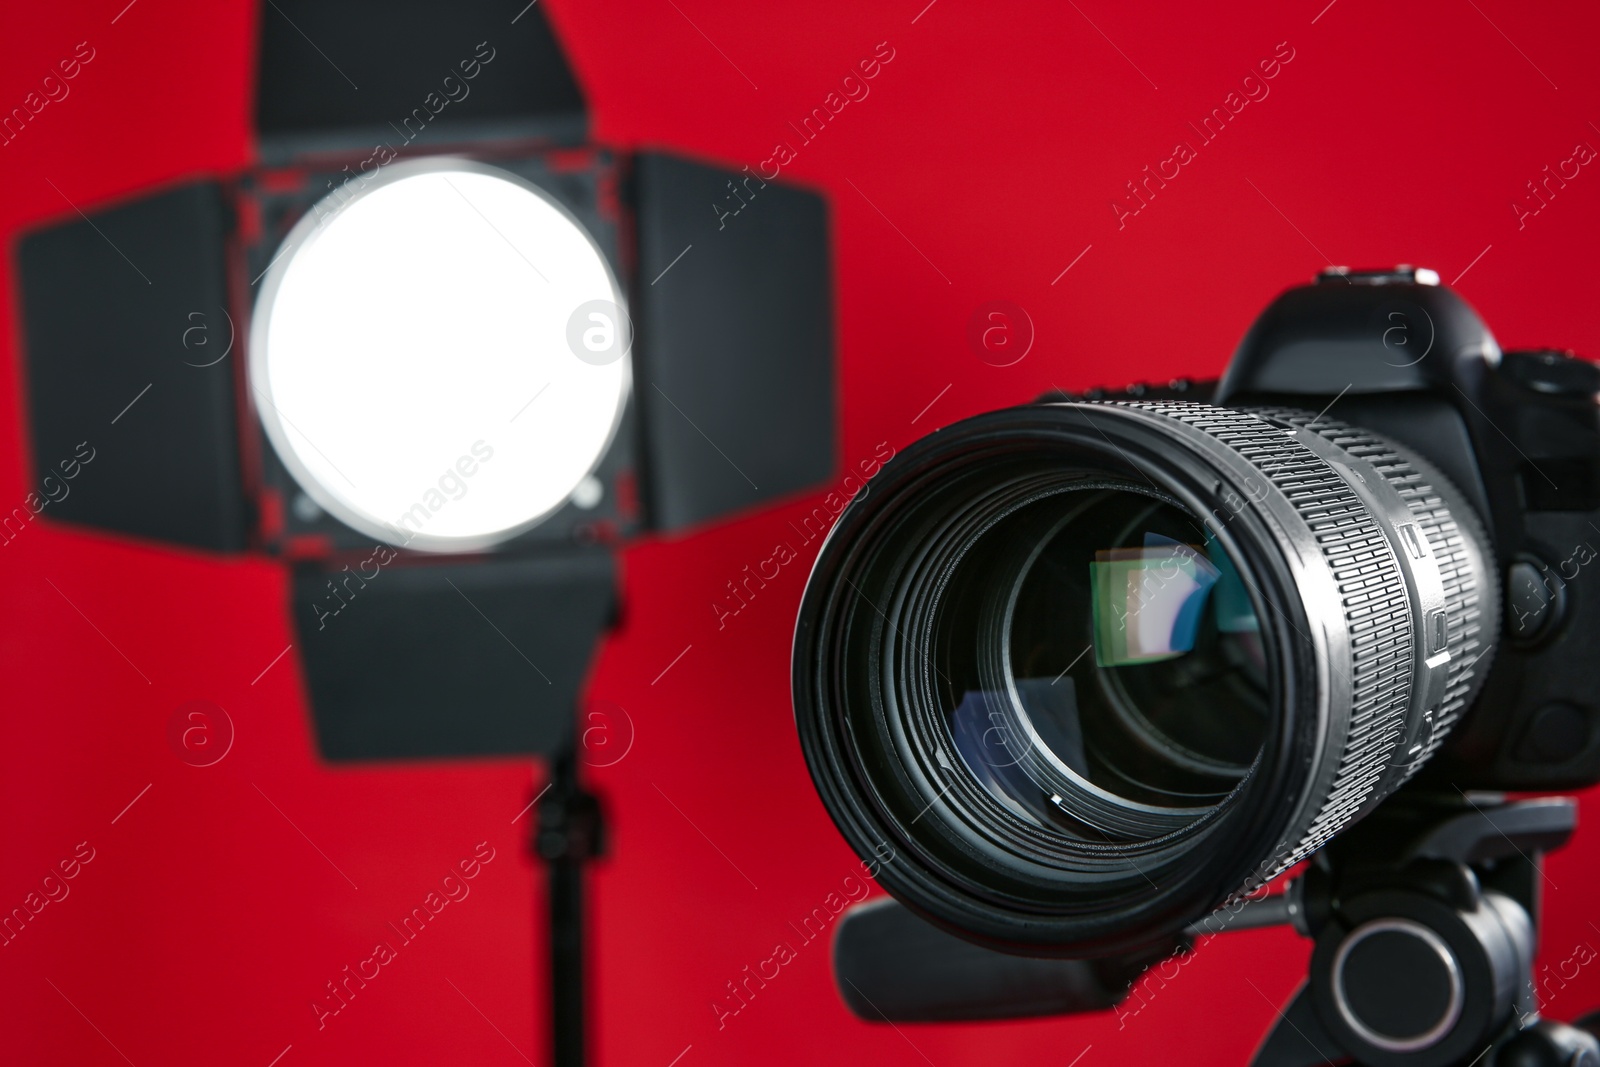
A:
[[1308, 886, 1531, 1066], [1328, 917, 1464, 1053]]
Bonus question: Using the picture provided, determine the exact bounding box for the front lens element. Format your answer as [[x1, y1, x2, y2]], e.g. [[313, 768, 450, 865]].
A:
[[942, 488, 1268, 839]]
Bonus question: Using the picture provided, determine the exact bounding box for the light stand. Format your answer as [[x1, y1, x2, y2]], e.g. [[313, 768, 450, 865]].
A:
[[534, 743, 604, 1067]]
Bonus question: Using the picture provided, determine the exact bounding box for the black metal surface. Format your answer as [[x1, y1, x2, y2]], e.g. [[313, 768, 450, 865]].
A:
[[630, 152, 837, 532], [832, 897, 1155, 1024], [293, 549, 616, 760], [1407, 797, 1576, 865], [254, 0, 587, 160], [16, 180, 249, 552]]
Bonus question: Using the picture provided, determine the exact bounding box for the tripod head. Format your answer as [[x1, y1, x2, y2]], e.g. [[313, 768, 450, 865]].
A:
[[834, 793, 1599, 1066]]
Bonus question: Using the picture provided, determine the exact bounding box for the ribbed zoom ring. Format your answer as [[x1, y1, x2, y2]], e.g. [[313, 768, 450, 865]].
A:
[[1110, 401, 1424, 878], [1252, 408, 1499, 779]]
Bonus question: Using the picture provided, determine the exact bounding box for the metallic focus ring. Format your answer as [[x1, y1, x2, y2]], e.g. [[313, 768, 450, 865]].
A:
[[1111, 402, 1416, 875], [1260, 414, 1497, 772]]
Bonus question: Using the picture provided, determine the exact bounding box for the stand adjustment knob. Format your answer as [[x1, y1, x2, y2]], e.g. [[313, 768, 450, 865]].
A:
[[1308, 888, 1530, 1066], [1330, 918, 1464, 1053]]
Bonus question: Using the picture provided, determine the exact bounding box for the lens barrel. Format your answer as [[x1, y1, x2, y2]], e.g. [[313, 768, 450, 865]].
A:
[[792, 401, 1496, 956]]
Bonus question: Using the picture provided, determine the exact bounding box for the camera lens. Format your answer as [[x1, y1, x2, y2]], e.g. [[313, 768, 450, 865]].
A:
[[793, 401, 1496, 956]]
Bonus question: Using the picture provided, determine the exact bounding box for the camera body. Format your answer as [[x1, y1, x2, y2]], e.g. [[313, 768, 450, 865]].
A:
[[1213, 266, 1600, 792], [813, 270, 1600, 1060], [792, 265, 1600, 961]]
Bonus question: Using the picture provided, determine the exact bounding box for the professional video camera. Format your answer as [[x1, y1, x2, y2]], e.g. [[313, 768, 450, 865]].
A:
[[793, 268, 1600, 1066]]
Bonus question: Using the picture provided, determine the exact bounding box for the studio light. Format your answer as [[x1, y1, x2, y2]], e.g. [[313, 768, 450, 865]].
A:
[[250, 158, 631, 553], [17, 1, 836, 762], [15, 5, 837, 1065]]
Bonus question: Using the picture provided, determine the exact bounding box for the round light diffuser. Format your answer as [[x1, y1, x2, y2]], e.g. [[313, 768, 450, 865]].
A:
[[250, 158, 630, 553]]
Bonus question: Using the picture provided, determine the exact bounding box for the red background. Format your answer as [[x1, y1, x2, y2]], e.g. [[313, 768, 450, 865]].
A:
[[4, 1, 1599, 1064]]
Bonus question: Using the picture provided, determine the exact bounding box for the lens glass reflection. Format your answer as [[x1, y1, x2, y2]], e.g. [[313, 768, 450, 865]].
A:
[[939, 486, 1268, 840]]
